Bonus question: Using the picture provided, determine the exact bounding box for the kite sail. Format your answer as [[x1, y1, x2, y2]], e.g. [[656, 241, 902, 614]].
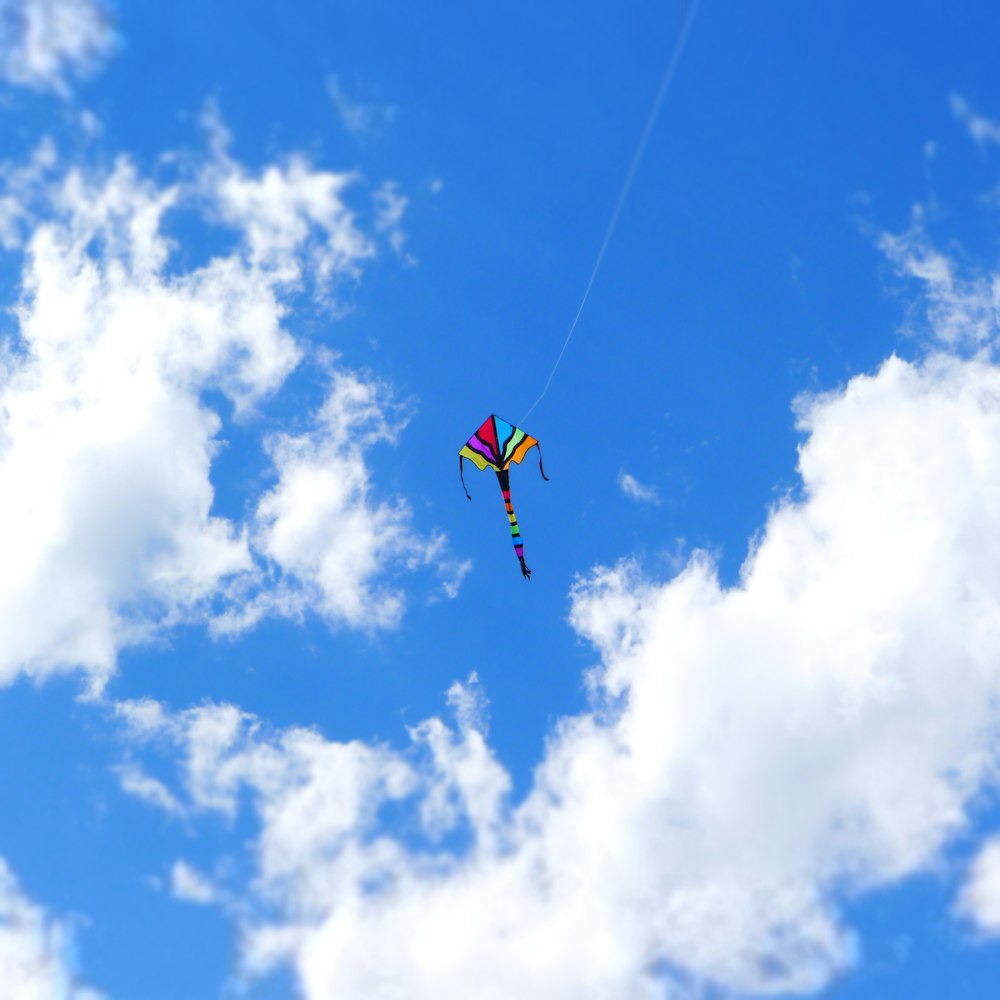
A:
[[459, 414, 549, 579]]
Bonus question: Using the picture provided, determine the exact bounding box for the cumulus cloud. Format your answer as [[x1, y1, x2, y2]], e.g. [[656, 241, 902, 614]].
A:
[[291, 348, 1000, 995], [0, 152, 294, 688], [0, 858, 100, 999], [114, 696, 421, 923], [0, 0, 116, 95], [949, 92, 1000, 148], [564, 352, 1000, 990], [114, 229, 1000, 996], [0, 127, 453, 689], [209, 369, 454, 635], [617, 469, 659, 504], [957, 836, 1000, 935], [113, 680, 521, 984]]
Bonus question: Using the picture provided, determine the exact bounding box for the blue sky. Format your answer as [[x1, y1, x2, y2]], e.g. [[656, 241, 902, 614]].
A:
[[2, 0, 1000, 997]]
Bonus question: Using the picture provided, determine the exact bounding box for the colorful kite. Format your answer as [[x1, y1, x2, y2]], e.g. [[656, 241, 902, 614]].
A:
[[459, 414, 549, 579]]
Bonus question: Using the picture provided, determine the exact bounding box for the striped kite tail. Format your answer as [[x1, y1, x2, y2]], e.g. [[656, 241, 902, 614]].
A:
[[496, 469, 531, 580]]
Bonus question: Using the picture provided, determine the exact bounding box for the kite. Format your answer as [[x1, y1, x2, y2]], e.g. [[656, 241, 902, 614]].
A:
[[459, 414, 549, 579]]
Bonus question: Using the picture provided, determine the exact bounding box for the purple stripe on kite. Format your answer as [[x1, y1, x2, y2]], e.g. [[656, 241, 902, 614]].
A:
[[466, 437, 498, 463], [474, 433, 500, 457]]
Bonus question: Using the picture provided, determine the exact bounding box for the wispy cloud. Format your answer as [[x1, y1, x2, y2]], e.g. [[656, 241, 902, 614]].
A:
[[201, 102, 375, 297], [326, 74, 396, 137], [0, 0, 117, 95], [949, 92, 1000, 148], [0, 134, 56, 248], [373, 179, 410, 259], [878, 209, 1000, 349], [617, 469, 659, 504], [115, 764, 185, 817], [170, 860, 222, 906]]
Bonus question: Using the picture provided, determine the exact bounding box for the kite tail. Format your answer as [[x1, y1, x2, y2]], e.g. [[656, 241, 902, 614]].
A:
[[497, 469, 531, 580], [459, 455, 472, 500], [536, 442, 550, 481]]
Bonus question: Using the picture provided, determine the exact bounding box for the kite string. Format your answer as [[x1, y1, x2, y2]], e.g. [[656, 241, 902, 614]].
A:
[[520, 0, 703, 425]]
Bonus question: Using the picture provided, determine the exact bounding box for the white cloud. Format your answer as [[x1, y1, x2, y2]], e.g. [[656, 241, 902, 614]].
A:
[[112, 696, 171, 738], [0, 153, 293, 689], [115, 331, 1000, 996], [0, 126, 451, 689], [169, 861, 220, 906], [202, 103, 375, 295], [77, 108, 101, 138], [0, 0, 116, 95], [373, 180, 410, 259], [410, 674, 510, 852], [879, 213, 1000, 349], [0, 136, 57, 249], [115, 764, 185, 817], [114, 698, 421, 922], [949, 92, 1000, 148], [617, 469, 659, 504], [201, 103, 410, 274], [326, 75, 395, 137], [219, 371, 451, 633], [957, 836, 1000, 935], [436, 557, 472, 601], [0, 858, 101, 999]]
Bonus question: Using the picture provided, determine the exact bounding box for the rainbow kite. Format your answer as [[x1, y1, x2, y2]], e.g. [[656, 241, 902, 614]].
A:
[[459, 414, 549, 579]]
